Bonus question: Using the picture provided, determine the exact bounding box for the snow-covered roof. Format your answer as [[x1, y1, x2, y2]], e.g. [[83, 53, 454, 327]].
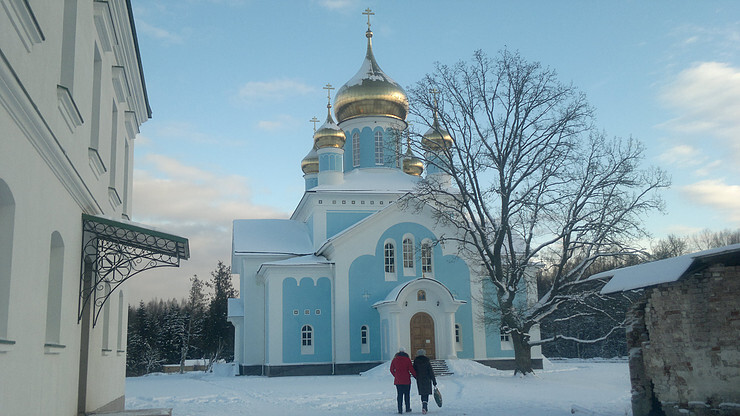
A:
[[310, 168, 419, 193], [595, 243, 740, 294], [261, 255, 332, 267], [232, 219, 313, 255]]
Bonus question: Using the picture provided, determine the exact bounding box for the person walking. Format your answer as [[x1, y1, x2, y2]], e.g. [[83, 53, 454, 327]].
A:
[[390, 347, 416, 414], [412, 349, 437, 414]]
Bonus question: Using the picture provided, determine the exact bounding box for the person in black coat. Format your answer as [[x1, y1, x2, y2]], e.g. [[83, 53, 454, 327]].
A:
[[412, 349, 437, 414]]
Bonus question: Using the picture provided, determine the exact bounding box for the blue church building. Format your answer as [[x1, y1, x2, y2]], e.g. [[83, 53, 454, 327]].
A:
[[227, 15, 541, 376]]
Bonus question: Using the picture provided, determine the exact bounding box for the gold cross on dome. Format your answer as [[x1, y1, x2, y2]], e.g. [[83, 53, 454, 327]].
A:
[[363, 8, 374, 30], [309, 116, 320, 132], [429, 88, 440, 109], [323, 83, 335, 105]]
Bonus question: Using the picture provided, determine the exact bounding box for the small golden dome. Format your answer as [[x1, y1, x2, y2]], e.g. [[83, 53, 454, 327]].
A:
[[301, 146, 319, 174], [314, 107, 346, 149], [334, 30, 409, 124], [403, 152, 424, 176], [422, 114, 454, 150]]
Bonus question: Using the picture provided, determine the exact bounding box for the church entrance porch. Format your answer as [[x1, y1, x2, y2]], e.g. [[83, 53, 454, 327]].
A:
[[410, 312, 435, 359], [373, 277, 466, 361]]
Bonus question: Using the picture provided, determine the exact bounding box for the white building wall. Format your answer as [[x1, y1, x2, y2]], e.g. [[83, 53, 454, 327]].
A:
[[0, 0, 149, 414]]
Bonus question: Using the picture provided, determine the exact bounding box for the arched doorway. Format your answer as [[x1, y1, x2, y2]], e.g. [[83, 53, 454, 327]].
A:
[[410, 312, 435, 359]]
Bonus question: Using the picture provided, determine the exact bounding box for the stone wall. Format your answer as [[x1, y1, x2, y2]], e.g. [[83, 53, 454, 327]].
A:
[[627, 265, 740, 416]]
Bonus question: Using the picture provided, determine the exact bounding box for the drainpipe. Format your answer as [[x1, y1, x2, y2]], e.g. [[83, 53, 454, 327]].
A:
[[331, 263, 336, 375]]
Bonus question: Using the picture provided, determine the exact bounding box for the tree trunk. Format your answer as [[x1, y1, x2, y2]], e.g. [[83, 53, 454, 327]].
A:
[[512, 333, 534, 375]]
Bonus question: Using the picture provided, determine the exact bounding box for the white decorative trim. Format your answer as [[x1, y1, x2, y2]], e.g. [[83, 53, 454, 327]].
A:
[[111, 66, 129, 104], [88, 147, 106, 179], [124, 110, 138, 139], [108, 186, 121, 209], [56, 85, 83, 133], [93, 0, 117, 53], [0, 51, 100, 213], [0, 0, 44, 53]]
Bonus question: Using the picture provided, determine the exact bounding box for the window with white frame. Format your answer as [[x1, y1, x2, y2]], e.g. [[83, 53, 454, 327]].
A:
[[384, 242, 395, 273], [421, 241, 433, 275], [352, 132, 360, 167], [402, 237, 414, 271], [361, 325, 370, 354], [455, 323, 463, 351], [301, 325, 314, 354], [374, 131, 384, 164], [500, 329, 513, 350]]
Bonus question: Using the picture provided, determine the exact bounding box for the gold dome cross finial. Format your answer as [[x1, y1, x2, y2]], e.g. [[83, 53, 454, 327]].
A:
[[429, 88, 440, 111], [323, 83, 335, 108], [309, 116, 320, 133], [363, 8, 374, 31]]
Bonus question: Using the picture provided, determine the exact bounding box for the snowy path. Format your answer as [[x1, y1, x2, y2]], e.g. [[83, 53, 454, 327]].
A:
[[126, 359, 632, 416]]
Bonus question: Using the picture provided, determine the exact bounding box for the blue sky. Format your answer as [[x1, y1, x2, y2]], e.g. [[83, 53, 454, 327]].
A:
[[127, 0, 740, 302]]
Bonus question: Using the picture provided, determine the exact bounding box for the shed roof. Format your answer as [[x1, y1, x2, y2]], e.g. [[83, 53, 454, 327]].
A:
[[594, 243, 740, 294]]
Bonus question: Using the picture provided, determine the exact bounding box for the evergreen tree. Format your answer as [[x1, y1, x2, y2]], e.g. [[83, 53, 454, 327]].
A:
[[204, 261, 238, 366]]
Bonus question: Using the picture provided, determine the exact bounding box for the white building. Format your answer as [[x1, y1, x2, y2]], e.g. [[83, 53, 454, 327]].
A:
[[1, 1, 188, 414], [228, 15, 542, 377]]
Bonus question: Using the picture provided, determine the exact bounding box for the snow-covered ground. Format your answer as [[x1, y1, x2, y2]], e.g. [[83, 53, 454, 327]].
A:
[[126, 359, 632, 416]]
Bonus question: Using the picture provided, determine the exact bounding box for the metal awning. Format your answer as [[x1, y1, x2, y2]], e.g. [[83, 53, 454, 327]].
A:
[[79, 214, 190, 326]]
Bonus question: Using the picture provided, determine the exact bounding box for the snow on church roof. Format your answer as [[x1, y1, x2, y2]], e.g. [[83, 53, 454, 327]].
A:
[[233, 219, 313, 255], [261, 255, 332, 267], [310, 168, 419, 193], [594, 243, 740, 294]]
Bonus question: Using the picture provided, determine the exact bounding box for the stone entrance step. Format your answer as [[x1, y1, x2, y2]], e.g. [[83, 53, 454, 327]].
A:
[[430, 359, 453, 376]]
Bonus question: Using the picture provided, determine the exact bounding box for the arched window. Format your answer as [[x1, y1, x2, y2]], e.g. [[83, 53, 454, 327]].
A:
[[402, 237, 414, 271], [361, 325, 370, 354], [384, 242, 395, 273], [352, 132, 360, 167], [0, 180, 15, 340], [417, 290, 426, 301], [421, 241, 433, 275], [301, 325, 314, 355], [45, 232, 64, 345], [374, 131, 384, 164]]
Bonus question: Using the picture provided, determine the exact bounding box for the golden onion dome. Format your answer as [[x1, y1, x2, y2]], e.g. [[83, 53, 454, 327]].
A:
[[301, 146, 319, 174], [403, 151, 424, 176], [333, 30, 409, 124], [422, 114, 454, 150], [313, 107, 346, 149]]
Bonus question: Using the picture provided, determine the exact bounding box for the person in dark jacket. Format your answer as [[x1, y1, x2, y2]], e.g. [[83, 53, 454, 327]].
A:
[[412, 349, 437, 414], [390, 347, 416, 414]]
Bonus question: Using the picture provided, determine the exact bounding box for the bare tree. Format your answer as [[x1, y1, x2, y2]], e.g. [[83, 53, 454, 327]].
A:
[[404, 50, 669, 374]]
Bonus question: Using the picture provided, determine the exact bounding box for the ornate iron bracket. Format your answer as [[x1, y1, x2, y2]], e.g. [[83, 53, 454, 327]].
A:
[[79, 214, 189, 327]]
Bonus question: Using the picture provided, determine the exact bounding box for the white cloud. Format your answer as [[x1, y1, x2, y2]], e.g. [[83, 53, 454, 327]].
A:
[[316, 0, 359, 11], [136, 21, 183, 44], [658, 144, 703, 165], [694, 160, 722, 177], [238, 79, 315, 102], [659, 62, 740, 146], [257, 114, 296, 131], [128, 154, 288, 302], [681, 179, 740, 224]]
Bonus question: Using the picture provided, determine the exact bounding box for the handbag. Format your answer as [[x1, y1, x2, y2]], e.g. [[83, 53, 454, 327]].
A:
[[433, 386, 442, 407]]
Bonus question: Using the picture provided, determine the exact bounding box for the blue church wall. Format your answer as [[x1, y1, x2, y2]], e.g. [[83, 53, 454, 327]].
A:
[[343, 126, 398, 172], [282, 277, 332, 363], [326, 210, 373, 239], [347, 222, 475, 361], [319, 151, 342, 172]]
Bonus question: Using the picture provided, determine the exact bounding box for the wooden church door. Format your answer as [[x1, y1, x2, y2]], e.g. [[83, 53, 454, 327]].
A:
[[410, 312, 435, 359]]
